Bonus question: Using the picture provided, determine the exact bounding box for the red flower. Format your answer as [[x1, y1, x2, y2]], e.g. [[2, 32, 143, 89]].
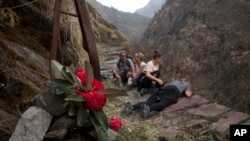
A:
[[75, 67, 87, 86], [75, 88, 84, 95], [75, 67, 104, 91], [109, 118, 123, 131], [92, 79, 104, 91], [74, 66, 106, 111], [77, 91, 106, 111]]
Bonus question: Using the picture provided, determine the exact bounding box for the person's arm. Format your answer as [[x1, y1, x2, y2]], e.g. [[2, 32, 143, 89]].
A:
[[112, 61, 121, 81], [184, 83, 193, 97], [144, 61, 163, 85], [112, 68, 118, 77], [145, 71, 163, 85], [128, 59, 136, 77]]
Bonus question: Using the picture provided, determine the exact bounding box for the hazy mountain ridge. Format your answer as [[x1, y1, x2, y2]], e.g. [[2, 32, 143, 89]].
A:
[[135, 0, 167, 18], [141, 0, 250, 112], [86, 0, 150, 41]]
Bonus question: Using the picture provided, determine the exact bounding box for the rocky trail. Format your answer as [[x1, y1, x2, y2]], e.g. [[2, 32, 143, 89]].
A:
[[6, 45, 250, 141], [99, 46, 250, 140]]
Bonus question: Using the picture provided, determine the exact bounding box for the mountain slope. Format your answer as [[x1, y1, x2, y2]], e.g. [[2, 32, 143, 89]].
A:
[[86, 0, 150, 41], [141, 0, 250, 112], [135, 0, 167, 18]]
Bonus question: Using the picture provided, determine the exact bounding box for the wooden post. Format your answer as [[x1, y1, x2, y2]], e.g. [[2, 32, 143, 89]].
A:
[[50, 0, 62, 81], [74, 0, 101, 80], [50, 0, 101, 81]]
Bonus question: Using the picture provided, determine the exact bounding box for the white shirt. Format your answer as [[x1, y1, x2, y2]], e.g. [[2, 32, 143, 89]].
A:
[[145, 60, 159, 72]]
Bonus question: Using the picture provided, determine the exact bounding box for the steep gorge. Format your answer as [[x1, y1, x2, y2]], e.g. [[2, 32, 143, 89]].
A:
[[141, 0, 250, 113]]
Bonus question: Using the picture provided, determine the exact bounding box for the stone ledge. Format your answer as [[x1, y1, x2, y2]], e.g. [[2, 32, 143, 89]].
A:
[[187, 103, 230, 117], [211, 111, 250, 140]]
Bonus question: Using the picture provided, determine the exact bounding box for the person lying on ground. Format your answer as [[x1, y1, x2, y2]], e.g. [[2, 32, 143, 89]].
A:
[[121, 76, 192, 119]]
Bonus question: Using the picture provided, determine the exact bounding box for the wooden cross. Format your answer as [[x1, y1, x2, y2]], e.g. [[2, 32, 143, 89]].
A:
[[50, 0, 101, 81]]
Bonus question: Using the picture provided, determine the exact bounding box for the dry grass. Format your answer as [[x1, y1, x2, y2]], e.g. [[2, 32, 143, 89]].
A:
[[0, 110, 18, 141], [104, 97, 160, 141]]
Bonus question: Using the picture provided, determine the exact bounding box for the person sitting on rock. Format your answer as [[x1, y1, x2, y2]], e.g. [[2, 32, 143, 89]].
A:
[[121, 76, 192, 119], [128, 52, 146, 86], [112, 50, 136, 90], [137, 50, 164, 95]]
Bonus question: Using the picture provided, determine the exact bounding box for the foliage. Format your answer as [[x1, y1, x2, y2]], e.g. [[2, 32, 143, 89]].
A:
[[0, 1, 20, 28], [51, 60, 127, 141]]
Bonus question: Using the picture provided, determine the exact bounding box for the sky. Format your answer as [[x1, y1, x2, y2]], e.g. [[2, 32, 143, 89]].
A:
[[96, 0, 150, 13]]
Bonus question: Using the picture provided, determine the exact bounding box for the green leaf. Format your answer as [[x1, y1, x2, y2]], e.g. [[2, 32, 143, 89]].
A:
[[52, 79, 74, 95], [51, 60, 65, 80], [63, 101, 70, 108], [77, 107, 89, 127], [85, 61, 94, 91], [75, 76, 88, 91], [62, 66, 75, 84], [94, 110, 109, 130], [89, 111, 108, 141], [65, 94, 84, 102], [52, 79, 72, 88], [55, 88, 64, 95], [98, 88, 128, 98], [95, 126, 108, 141]]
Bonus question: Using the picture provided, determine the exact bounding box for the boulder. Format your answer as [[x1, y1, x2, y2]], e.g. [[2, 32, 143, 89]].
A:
[[9, 106, 52, 141], [30, 88, 67, 116]]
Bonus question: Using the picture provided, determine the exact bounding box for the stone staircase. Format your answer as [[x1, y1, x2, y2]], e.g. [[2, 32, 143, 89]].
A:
[[99, 46, 126, 79]]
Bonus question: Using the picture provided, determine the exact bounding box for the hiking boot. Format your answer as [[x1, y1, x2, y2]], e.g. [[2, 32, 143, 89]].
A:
[[121, 102, 133, 116], [139, 103, 150, 119]]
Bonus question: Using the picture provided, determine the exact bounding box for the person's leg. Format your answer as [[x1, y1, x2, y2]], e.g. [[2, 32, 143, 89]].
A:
[[131, 75, 139, 85], [151, 71, 160, 78], [133, 102, 144, 110], [138, 77, 152, 96], [139, 94, 159, 119], [122, 94, 159, 116], [140, 98, 173, 119], [121, 101, 146, 116], [150, 98, 174, 111], [138, 73, 152, 89], [121, 72, 128, 83], [117, 72, 126, 89], [145, 94, 159, 106], [151, 71, 162, 88]]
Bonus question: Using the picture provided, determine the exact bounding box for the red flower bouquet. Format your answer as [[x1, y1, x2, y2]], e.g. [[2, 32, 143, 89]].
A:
[[51, 60, 127, 141]]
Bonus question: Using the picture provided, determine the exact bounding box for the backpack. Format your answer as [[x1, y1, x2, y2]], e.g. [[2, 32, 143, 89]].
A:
[[126, 55, 135, 65]]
